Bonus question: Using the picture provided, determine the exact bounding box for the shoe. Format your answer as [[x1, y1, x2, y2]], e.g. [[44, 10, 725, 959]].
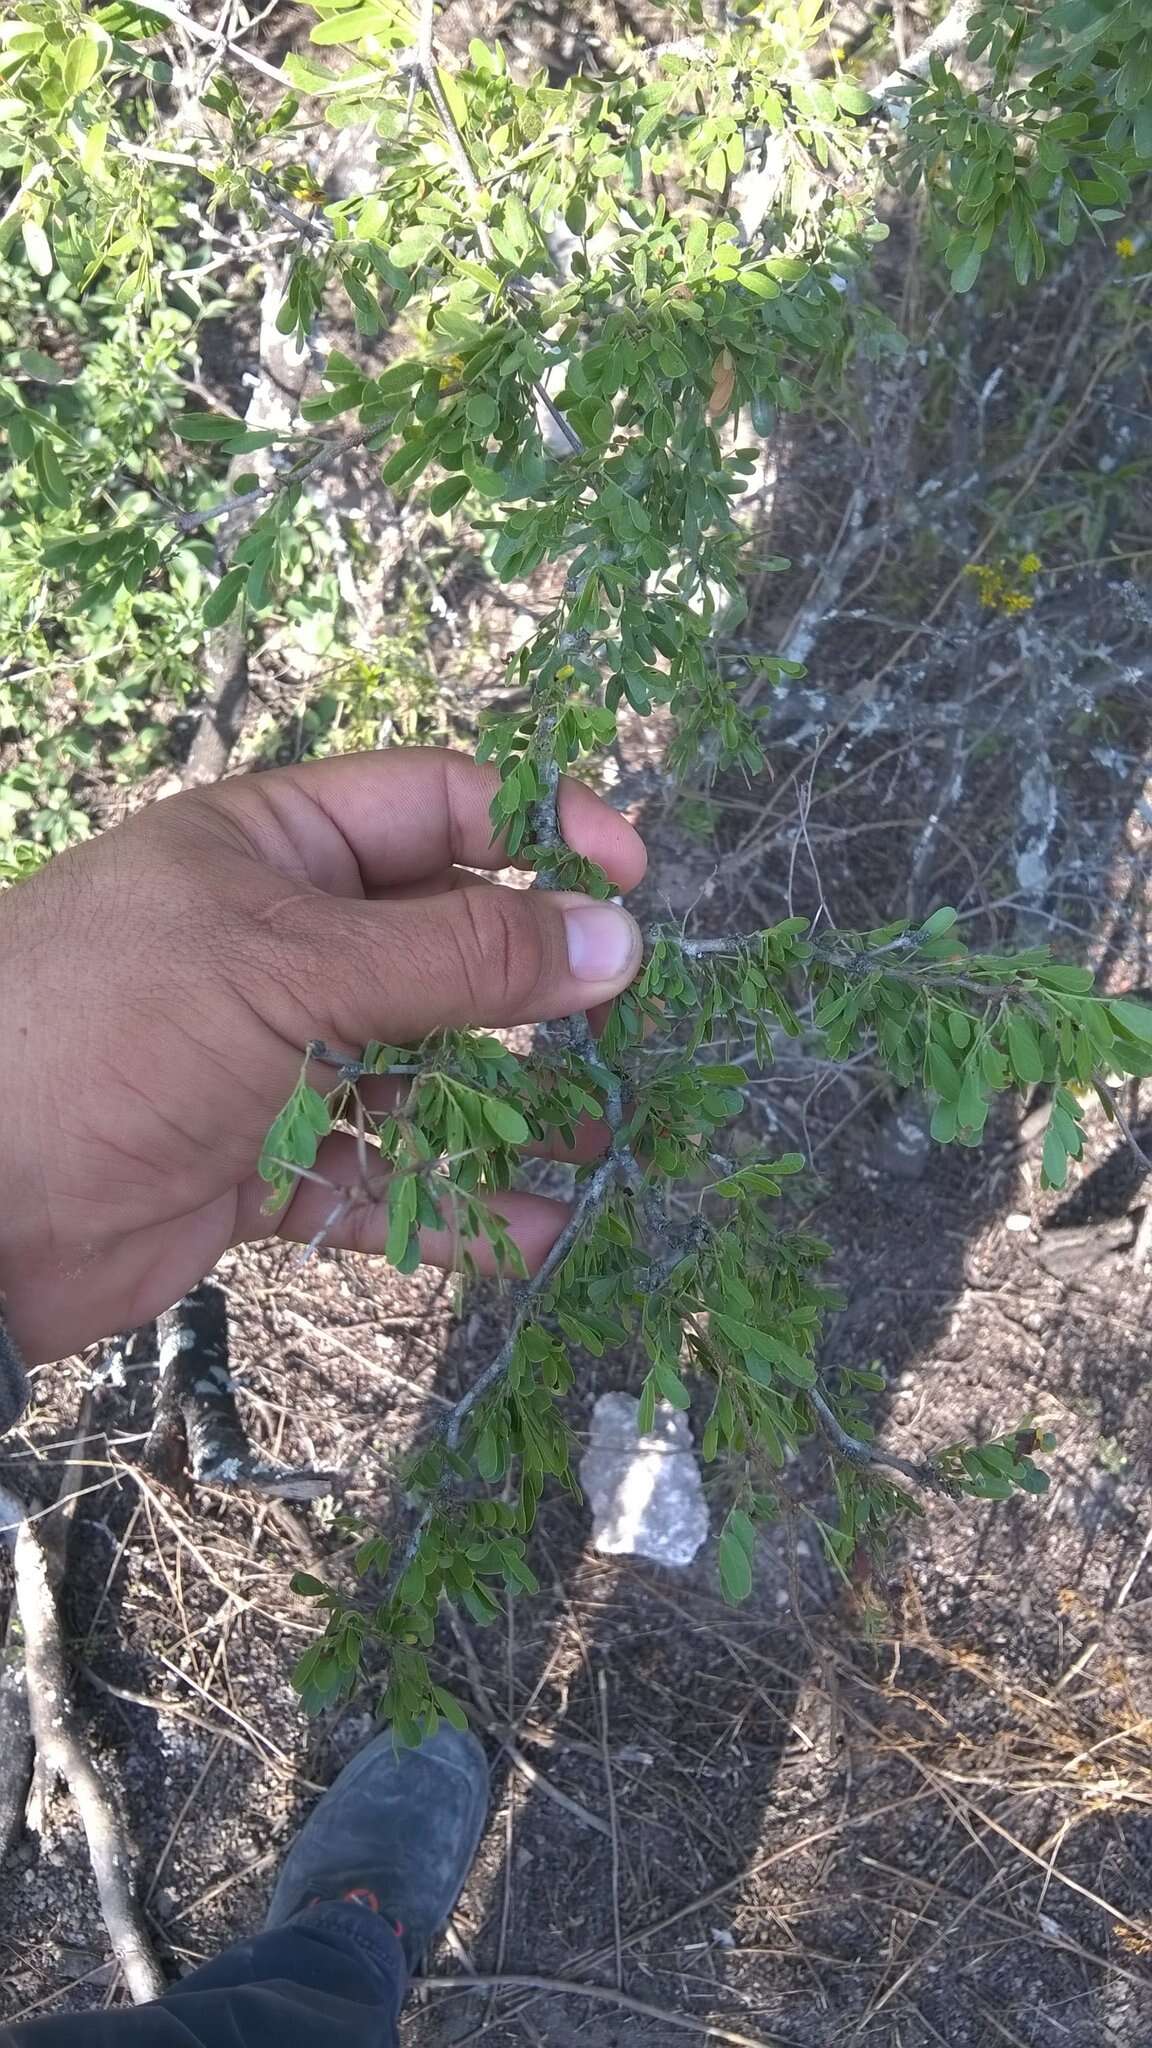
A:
[[265, 1725, 489, 1969]]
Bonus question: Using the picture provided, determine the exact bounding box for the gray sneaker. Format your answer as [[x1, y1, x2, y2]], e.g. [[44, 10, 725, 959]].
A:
[[265, 1725, 489, 1970]]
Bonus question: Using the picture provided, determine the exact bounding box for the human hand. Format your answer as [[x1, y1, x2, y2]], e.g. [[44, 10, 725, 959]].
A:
[[0, 749, 646, 1364]]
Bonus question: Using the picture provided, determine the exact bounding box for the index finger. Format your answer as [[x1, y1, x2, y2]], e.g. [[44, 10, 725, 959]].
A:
[[231, 748, 647, 895]]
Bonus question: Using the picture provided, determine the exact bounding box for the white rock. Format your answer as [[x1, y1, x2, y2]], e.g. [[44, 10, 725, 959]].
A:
[[580, 1393, 709, 1567], [1005, 1212, 1033, 1232]]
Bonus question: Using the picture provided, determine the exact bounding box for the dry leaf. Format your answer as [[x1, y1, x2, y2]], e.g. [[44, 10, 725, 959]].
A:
[[707, 349, 736, 419]]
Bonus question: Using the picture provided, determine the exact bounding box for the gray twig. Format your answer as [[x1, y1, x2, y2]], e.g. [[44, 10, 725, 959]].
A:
[[175, 428, 373, 537]]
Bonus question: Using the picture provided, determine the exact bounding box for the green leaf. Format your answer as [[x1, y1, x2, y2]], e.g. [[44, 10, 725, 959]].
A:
[[18, 347, 65, 382], [258, 1073, 333, 1207], [310, 3, 398, 43], [482, 1097, 531, 1145], [1006, 1012, 1044, 1085], [21, 220, 52, 278], [476, 1425, 503, 1482], [637, 1373, 657, 1436], [501, 193, 535, 259], [463, 459, 505, 500], [465, 392, 499, 434], [31, 438, 70, 510], [431, 1686, 470, 1732], [718, 1510, 754, 1604], [202, 566, 248, 628], [834, 79, 873, 115], [7, 412, 37, 462], [654, 1361, 691, 1410], [1042, 1120, 1069, 1189], [63, 30, 103, 93], [926, 1040, 961, 1100], [950, 246, 982, 294], [382, 431, 435, 489], [222, 428, 285, 454], [1036, 965, 1093, 993], [173, 412, 245, 442], [374, 360, 427, 399], [428, 472, 470, 515], [386, 1172, 419, 1267], [354, 1538, 391, 1577], [291, 1571, 329, 1597], [1110, 999, 1152, 1044]]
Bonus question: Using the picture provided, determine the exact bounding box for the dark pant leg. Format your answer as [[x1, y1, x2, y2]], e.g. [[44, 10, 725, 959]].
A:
[[1, 1905, 407, 2048]]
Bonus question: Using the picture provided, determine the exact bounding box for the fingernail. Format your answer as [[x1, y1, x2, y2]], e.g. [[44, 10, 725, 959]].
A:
[[563, 901, 640, 984]]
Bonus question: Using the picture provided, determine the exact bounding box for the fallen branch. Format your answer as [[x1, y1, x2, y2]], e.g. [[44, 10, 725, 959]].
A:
[[0, 1481, 166, 2003], [144, 1285, 337, 1502]]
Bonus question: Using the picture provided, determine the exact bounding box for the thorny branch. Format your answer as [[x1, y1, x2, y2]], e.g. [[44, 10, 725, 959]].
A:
[[445, 1154, 618, 1452], [807, 1384, 959, 1498]]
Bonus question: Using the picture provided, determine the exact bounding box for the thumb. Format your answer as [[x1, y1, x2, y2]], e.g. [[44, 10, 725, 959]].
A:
[[270, 882, 643, 1046]]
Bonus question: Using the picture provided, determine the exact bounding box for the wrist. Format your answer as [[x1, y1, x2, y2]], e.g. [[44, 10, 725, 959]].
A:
[[0, 874, 56, 1355]]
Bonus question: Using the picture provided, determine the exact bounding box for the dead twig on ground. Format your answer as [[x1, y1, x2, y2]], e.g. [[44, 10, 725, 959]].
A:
[[0, 1479, 166, 2002], [421, 1972, 791, 2048], [597, 1666, 624, 1990], [443, 1603, 614, 1838], [143, 1285, 338, 1501]]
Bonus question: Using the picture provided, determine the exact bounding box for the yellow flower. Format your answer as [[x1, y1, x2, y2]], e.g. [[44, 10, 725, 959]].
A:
[[965, 559, 1036, 612], [831, 44, 847, 62], [1116, 236, 1137, 260]]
